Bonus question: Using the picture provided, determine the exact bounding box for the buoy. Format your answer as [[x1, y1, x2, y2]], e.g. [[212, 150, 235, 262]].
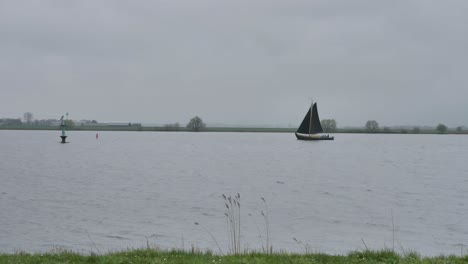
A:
[[96, 133, 99, 139], [59, 114, 68, 143]]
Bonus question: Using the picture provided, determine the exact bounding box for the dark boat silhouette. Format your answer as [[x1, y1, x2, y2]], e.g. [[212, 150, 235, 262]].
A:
[[295, 102, 334, 140]]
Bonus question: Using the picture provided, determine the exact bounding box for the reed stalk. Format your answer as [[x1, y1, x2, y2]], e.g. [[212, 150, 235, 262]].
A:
[[261, 197, 272, 254], [223, 193, 241, 254], [194, 222, 223, 255]]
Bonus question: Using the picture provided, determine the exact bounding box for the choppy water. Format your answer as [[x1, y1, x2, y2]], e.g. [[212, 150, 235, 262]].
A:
[[1, 130, 467, 256]]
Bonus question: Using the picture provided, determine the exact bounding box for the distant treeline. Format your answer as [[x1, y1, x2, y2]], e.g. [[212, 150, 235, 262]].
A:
[[1, 113, 207, 131], [1, 124, 467, 134], [1, 114, 467, 134]]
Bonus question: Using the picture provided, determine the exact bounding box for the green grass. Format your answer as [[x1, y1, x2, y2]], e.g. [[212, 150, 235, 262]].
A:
[[1, 249, 467, 264]]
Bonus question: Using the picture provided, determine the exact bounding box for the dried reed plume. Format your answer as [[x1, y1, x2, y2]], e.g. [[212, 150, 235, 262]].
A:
[[223, 193, 241, 254]]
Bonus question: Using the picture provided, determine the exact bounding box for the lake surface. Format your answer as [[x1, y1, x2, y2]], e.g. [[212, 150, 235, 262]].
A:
[[1, 130, 467, 256]]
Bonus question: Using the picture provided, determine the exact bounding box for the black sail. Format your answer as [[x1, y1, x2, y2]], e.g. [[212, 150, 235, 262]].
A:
[[310, 103, 323, 134], [296, 108, 311, 134], [296, 103, 323, 134]]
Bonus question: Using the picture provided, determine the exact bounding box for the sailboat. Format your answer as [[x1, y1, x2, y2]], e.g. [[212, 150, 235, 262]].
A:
[[295, 102, 334, 140]]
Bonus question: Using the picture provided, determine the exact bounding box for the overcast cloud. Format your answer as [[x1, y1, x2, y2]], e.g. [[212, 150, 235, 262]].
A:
[[1, 0, 467, 127]]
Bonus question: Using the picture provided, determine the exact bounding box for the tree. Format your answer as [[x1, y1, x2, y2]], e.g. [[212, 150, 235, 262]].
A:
[[23, 112, 33, 124], [365, 120, 379, 132], [187, 116, 206, 131], [133, 123, 143, 131], [321, 119, 337, 132], [382, 127, 392, 133], [436, 123, 447, 134], [0, 118, 22, 126], [64, 120, 75, 128], [412, 127, 420, 134], [456, 126, 463, 133], [164, 123, 180, 131]]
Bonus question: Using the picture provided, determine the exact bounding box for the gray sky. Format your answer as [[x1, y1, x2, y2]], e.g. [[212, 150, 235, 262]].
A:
[[1, 0, 467, 127]]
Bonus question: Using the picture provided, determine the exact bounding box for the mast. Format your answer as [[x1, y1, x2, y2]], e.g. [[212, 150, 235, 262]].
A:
[[309, 99, 313, 135]]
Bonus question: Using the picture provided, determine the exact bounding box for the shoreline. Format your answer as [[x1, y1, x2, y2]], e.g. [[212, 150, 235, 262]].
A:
[[0, 126, 467, 134], [1, 248, 467, 263]]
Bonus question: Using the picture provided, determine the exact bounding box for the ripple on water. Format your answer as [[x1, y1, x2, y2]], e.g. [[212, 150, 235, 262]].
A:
[[1, 131, 468, 256]]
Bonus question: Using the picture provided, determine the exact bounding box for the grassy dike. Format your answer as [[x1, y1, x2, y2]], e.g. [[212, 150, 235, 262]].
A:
[[1, 249, 467, 264]]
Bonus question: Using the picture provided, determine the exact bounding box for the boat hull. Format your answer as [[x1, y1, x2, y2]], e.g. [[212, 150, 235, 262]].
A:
[[295, 133, 334, 141]]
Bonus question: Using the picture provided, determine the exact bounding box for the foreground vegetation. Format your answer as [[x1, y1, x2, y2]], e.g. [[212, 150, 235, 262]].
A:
[[1, 249, 467, 264]]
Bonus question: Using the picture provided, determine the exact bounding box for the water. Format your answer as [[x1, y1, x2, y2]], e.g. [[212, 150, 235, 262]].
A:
[[1, 130, 467, 256]]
